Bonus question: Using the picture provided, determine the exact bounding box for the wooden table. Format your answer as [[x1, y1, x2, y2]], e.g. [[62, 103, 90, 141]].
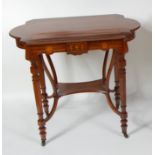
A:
[[9, 14, 140, 146]]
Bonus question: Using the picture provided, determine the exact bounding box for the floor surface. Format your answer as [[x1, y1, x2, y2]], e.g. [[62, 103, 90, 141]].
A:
[[3, 93, 152, 155]]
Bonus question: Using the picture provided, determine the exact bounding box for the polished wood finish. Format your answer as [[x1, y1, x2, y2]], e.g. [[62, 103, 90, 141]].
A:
[[30, 59, 46, 146], [9, 14, 140, 146], [57, 79, 106, 96], [10, 14, 140, 46]]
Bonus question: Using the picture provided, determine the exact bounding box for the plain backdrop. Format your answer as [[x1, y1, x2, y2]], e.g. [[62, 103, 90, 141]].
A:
[[3, 0, 152, 155]]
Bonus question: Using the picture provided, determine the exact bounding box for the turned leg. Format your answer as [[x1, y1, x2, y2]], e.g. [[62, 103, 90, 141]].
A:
[[30, 59, 47, 146], [114, 52, 121, 110], [117, 53, 128, 138], [39, 55, 49, 116]]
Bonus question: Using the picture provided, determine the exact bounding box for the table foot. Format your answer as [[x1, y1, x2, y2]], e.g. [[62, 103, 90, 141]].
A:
[[122, 127, 129, 138], [41, 140, 46, 146], [123, 132, 129, 138]]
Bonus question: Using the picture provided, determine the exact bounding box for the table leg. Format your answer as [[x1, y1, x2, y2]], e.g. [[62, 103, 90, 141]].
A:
[[114, 52, 121, 110], [39, 55, 49, 116], [30, 59, 46, 146], [117, 53, 128, 138]]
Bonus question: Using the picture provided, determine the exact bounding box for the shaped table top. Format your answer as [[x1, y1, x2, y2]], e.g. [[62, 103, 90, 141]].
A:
[[9, 14, 140, 47]]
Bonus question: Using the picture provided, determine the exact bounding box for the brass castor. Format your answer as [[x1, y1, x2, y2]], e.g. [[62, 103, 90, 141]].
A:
[[122, 127, 129, 138], [123, 131, 129, 138], [41, 140, 46, 146]]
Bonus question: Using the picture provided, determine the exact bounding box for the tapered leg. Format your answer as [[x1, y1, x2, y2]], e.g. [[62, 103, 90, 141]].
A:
[[39, 55, 49, 116], [117, 53, 128, 138], [30, 59, 47, 146]]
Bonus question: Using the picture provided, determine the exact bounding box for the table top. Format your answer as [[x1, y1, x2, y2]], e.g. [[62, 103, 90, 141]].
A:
[[9, 14, 140, 46]]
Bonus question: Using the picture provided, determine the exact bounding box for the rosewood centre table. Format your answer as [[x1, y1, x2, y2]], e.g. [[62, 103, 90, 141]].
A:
[[9, 14, 140, 146]]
